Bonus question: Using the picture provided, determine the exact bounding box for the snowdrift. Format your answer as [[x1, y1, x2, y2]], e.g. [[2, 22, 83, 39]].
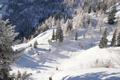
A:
[[60, 46, 120, 71]]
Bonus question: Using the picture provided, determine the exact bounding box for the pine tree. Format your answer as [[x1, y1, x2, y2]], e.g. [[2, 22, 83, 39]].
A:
[[0, 20, 18, 79], [99, 28, 108, 48], [117, 32, 120, 46], [51, 29, 55, 40], [75, 32, 78, 40], [111, 29, 117, 46], [108, 6, 117, 24], [56, 27, 64, 42]]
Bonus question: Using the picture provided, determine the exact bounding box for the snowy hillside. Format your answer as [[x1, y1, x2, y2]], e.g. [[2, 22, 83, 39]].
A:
[[0, 0, 120, 80], [11, 26, 120, 80]]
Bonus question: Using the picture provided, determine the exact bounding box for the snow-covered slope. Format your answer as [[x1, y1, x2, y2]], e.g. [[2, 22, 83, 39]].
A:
[[52, 46, 120, 80], [60, 46, 120, 70], [11, 26, 120, 80]]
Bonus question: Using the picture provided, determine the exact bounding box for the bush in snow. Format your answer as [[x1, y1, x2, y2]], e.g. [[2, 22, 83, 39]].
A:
[[111, 29, 117, 46], [99, 28, 108, 48], [95, 59, 112, 68], [11, 71, 32, 80], [33, 41, 38, 48], [49, 76, 52, 80], [75, 32, 78, 41]]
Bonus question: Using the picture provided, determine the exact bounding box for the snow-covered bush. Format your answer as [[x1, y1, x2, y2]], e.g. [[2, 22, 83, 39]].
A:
[[33, 40, 38, 48], [49, 76, 52, 80], [75, 32, 78, 40], [95, 59, 113, 68], [11, 71, 32, 80]]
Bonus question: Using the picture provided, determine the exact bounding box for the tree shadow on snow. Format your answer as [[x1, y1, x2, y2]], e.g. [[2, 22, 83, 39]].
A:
[[16, 54, 55, 70], [64, 72, 120, 80]]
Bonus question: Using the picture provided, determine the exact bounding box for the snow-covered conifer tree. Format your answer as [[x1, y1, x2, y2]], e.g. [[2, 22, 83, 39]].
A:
[[111, 29, 117, 46], [108, 6, 117, 24], [0, 20, 18, 79], [99, 28, 108, 48], [52, 29, 55, 40], [56, 26, 64, 42], [56, 21, 64, 43]]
